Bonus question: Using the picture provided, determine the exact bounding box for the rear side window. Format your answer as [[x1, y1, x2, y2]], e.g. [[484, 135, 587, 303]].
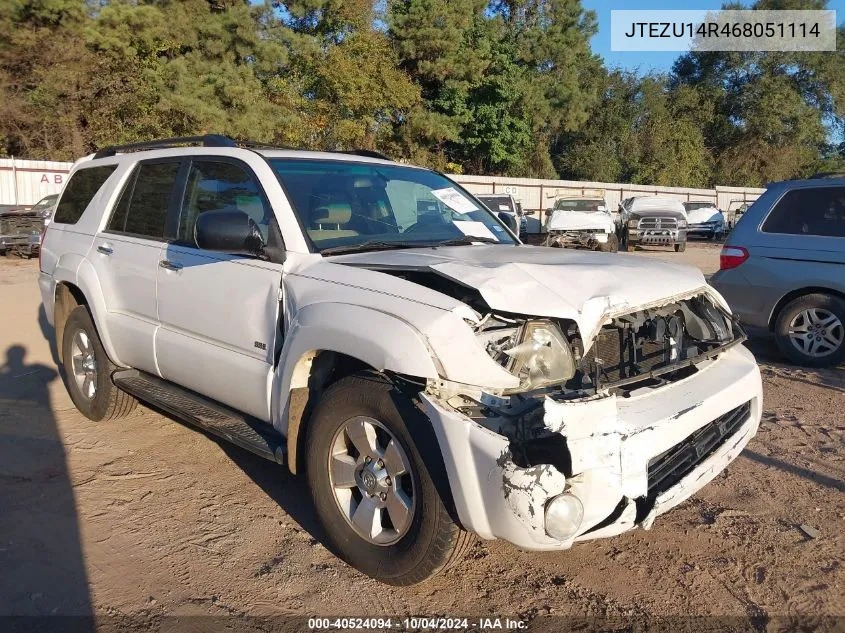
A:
[[178, 161, 270, 245], [53, 165, 117, 224], [763, 187, 845, 237], [107, 162, 180, 239]]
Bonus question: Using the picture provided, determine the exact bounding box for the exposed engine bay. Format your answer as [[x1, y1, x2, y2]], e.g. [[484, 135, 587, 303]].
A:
[[474, 292, 744, 399]]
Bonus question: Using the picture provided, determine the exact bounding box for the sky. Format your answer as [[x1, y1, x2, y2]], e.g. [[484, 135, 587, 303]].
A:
[[581, 0, 845, 75]]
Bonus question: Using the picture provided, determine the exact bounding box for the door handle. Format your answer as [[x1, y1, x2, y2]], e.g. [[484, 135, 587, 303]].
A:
[[97, 244, 113, 255], [159, 260, 183, 271]]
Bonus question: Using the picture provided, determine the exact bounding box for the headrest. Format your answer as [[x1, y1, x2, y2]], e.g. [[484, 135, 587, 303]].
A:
[[311, 202, 352, 226]]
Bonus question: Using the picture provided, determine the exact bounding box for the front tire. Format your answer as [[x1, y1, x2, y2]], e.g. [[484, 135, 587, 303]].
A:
[[674, 242, 687, 252], [61, 306, 137, 421], [305, 372, 471, 585], [598, 234, 619, 253], [774, 294, 845, 367]]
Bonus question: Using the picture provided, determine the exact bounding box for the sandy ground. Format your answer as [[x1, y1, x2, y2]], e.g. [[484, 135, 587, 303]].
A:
[[1, 244, 843, 632]]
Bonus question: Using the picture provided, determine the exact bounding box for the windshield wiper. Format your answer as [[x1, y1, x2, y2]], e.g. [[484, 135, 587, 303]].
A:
[[320, 240, 424, 256]]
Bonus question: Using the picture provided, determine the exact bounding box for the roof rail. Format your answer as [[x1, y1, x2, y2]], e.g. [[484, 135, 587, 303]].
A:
[[92, 134, 237, 159], [809, 171, 845, 179], [92, 135, 393, 161], [342, 149, 392, 161]]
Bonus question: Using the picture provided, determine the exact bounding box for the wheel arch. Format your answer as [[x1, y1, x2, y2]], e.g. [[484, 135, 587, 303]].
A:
[[768, 286, 845, 331], [273, 302, 441, 475]]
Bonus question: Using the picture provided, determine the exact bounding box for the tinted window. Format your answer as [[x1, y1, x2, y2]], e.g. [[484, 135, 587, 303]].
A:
[[107, 162, 179, 239], [763, 187, 845, 238], [53, 166, 116, 224], [179, 161, 270, 245]]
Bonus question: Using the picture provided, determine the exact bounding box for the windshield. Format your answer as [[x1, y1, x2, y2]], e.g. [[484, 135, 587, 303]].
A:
[[32, 195, 58, 210], [553, 199, 605, 212], [477, 195, 516, 214], [684, 202, 714, 211], [269, 159, 517, 253]]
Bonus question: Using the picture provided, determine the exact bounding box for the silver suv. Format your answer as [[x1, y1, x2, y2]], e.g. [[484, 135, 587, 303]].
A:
[[712, 176, 845, 367], [40, 136, 762, 585]]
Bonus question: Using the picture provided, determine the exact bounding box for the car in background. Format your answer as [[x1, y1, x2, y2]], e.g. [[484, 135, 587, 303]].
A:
[[620, 196, 688, 252], [476, 194, 526, 236], [725, 200, 752, 230], [711, 176, 845, 367], [683, 201, 725, 240], [544, 196, 618, 252], [0, 206, 44, 257], [30, 193, 59, 226]]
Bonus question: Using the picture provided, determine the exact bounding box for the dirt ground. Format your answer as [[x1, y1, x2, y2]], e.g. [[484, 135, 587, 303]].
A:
[[1, 244, 843, 632]]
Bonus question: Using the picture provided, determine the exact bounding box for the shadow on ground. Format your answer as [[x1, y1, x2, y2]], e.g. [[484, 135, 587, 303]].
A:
[[0, 310, 94, 627]]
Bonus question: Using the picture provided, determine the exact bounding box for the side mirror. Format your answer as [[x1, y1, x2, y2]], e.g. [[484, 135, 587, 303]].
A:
[[497, 212, 518, 233], [196, 209, 265, 257]]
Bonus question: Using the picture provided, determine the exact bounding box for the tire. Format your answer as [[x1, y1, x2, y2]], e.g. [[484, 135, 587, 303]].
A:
[[674, 242, 686, 252], [61, 305, 138, 421], [774, 293, 845, 368], [305, 372, 471, 585], [600, 234, 619, 253]]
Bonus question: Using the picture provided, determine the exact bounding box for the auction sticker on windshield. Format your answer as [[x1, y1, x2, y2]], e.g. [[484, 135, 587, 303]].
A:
[[431, 187, 478, 213]]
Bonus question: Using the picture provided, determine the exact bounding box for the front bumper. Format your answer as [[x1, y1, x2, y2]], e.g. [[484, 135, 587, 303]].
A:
[[687, 223, 722, 237], [0, 232, 40, 253], [545, 230, 610, 249], [627, 227, 687, 245], [423, 344, 762, 550]]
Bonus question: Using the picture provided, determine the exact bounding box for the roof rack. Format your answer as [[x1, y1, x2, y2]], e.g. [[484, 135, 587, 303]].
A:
[[92, 135, 393, 161], [809, 171, 845, 179], [93, 135, 237, 159]]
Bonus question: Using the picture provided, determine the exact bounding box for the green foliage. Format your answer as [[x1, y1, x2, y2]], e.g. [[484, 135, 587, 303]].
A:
[[0, 0, 842, 188]]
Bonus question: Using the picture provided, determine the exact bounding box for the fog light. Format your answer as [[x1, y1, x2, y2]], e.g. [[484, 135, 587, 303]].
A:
[[544, 493, 584, 540]]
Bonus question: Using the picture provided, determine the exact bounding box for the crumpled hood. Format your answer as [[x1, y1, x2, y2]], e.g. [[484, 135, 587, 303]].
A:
[[547, 210, 614, 232], [629, 209, 686, 220], [687, 208, 724, 225], [329, 245, 710, 344]]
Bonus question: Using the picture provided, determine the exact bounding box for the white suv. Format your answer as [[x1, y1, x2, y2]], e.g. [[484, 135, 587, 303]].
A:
[[39, 136, 763, 585]]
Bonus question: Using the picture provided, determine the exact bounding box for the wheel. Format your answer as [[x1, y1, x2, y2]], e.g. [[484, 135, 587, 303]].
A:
[[61, 306, 138, 421], [305, 372, 471, 585], [598, 234, 619, 253], [674, 242, 686, 252], [774, 294, 845, 367]]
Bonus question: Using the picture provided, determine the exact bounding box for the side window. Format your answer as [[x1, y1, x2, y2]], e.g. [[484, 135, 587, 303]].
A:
[[53, 165, 117, 225], [107, 161, 180, 239], [762, 187, 845, 238], [179, 161, 270, 246]]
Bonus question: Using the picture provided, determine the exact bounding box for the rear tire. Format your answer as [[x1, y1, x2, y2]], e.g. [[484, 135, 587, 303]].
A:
[[61, 306, 137, 421], [674, 242, 686, 252], [305, 372, 470, 585], [774, 294, 845, 368]]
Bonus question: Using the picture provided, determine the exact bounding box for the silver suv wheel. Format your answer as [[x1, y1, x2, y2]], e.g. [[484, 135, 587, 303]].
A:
[[328, 416, 415, 546], [70, 329, 98, 399], [787, 308, 843, 358]]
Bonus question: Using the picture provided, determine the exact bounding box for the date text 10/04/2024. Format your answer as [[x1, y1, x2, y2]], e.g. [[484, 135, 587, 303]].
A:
[[308, 617, 528, 630]]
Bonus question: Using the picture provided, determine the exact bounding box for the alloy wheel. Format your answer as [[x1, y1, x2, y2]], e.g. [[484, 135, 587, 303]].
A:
[[787, 308, 844, 358]]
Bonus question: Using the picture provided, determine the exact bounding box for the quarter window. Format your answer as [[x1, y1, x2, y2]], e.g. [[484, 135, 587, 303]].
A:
[[763, 187, 845, 237], [107, 162, 180, 239], [179, 161, 270, 246], [53, 165, 117, 224]]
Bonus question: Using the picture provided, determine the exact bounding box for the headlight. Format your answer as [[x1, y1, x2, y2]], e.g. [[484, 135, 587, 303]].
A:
[[677, 219, 688, 228], [503, 320, 575, 392], [627, 218, 639, 228]]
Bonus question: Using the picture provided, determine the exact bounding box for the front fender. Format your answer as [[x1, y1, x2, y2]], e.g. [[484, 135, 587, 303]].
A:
[[271, 302, 440, 436]]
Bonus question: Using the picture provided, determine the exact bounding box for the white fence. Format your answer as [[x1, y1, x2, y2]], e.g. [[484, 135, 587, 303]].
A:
[[0, 158, 73, 207], [452, 174, 765, 233], [0, 158, 765, 232]]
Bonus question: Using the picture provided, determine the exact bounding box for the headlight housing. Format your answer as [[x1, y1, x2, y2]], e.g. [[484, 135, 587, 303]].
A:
[[503, 320, 576, 392], [627, 218, 639, 228], [677, 219, 688, 228]]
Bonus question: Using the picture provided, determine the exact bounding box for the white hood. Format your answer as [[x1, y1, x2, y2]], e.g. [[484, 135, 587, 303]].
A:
[[547, 210, 614, 233], [327, 245, 710, 345], [687, 207, 724, 225]]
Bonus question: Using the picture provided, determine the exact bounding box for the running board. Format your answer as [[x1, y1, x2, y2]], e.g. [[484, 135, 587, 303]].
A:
[[112, 369, 286, 465]]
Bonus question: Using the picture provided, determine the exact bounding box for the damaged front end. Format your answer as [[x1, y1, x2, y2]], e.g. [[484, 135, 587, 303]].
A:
[[422, 290, 762, 550]]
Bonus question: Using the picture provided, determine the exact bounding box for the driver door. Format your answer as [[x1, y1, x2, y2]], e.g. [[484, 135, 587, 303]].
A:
[[155, 157, 283, 421]]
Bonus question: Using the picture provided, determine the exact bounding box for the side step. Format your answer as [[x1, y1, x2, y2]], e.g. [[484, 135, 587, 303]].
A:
[[112, 369, 286, 465]]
